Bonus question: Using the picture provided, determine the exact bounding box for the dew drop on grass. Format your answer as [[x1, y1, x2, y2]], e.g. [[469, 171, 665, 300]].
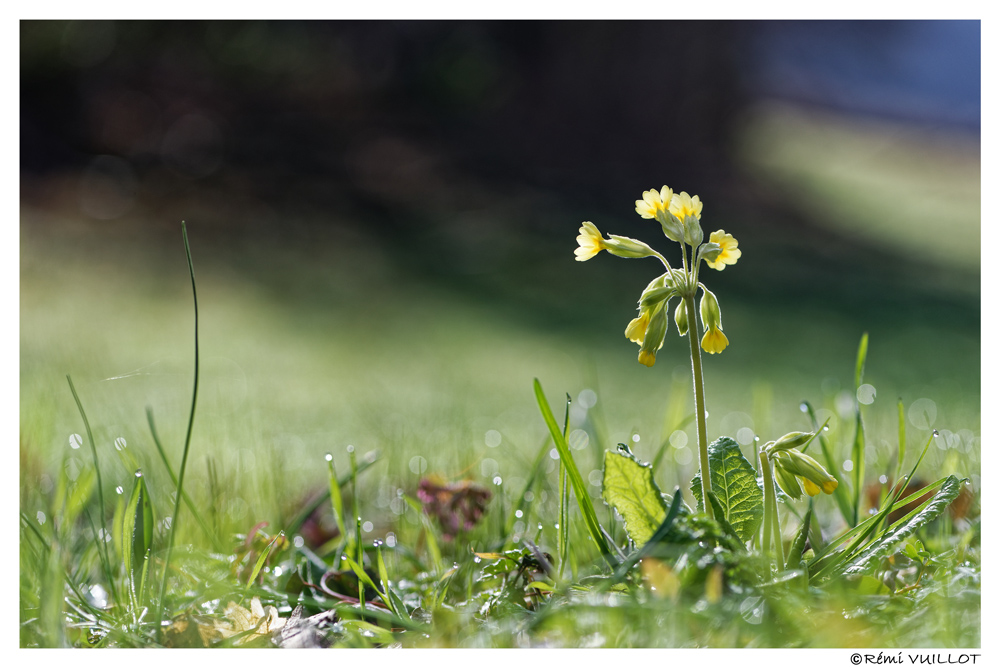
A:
[[799, 402, 809, 413], [493, 476, 502, 486], [114, 437, 127, 451], [36, 511, 45, 525], [823, 425, 830, 432], [346, 444, 355, 454], [515, 510, 523, 518], [115, 485, 124, 494], [325, 453, 333, 462], [473, 556, 481, 564], [879, 475, 888, 484], [631, 434, 640, 443], [69, 434, 82, 449], [293, 535, 304, 548], [373, 539, 383, 547], [135, 469, 143, 478]]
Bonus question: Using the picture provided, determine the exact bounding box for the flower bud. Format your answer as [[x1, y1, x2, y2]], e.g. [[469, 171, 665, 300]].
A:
[[772, 454, 804, 500], [669, 191, 704, 248], [657, 210, 685, 243], [674, 301, 689, 336], [766, 431, 814, 455], [640, 286, 675, 311], [699, 287, 722, 331], [604, 234, 657, 259], [638, 304, 668, 367], [682, 214, 703, 247], [780, 449, 839, 495]]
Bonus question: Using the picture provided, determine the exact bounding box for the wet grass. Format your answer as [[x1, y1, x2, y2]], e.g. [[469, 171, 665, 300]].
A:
[[19, 204, 980, 648]]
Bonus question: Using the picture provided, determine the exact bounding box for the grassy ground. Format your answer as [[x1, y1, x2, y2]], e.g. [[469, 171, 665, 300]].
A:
[[19, 110, 981, 648]]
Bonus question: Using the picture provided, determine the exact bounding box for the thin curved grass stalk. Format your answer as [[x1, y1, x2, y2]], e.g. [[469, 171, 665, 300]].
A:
[[155, 222, 201, 629], [66, 375, 120, 607], [146, 408, 222, 552]]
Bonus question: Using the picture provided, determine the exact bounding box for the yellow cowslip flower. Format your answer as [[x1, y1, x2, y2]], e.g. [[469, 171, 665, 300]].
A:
[[669, 191, 702, 221], [625, 310, 650, 344], [575, 221, 606, 261], [635, 186, 673, 220], [701, 327, 729, 354], [704, 230, 741, 271]]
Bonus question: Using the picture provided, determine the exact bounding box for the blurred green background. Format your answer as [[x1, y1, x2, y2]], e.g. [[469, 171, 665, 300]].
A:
[[20, 21, 980, 536]]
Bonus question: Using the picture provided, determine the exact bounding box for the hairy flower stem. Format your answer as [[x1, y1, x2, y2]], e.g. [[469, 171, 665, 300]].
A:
[[684, 293, 713, 521], [759, 451, 784, 571]]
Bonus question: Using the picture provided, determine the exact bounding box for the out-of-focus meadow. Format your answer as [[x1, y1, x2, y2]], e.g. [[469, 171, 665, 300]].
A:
[[21, 20, 979, 552]]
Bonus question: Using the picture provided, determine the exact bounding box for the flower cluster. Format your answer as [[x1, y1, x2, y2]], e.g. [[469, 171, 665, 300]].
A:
[[575, 186, 741, 366]]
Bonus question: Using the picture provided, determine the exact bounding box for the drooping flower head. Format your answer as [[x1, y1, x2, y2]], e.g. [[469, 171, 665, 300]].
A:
[[704, 230, 741, 271], [700, 327, 729, 354], [697, 286, 728, 354]]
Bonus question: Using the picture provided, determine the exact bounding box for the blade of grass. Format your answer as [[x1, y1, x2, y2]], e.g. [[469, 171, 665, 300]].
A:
[[245, 531, 284, 590], [146, 408, 222, 551], [558, 393, 570, 577], [895, 398, 906, 484], [534, 379, 615, 569], [403, 494, 443, 574], [324, 454, 346, 542], [851, 332, 869, 525], [66, 375, 119, 606], [785, 503, 813, 570], [155, 221, 201, 629]]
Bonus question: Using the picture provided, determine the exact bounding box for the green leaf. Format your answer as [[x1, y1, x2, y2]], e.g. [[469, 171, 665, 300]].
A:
[[707, 491, 747, 552], [841, 475, 965, 576], [690, 437, 764, 542], [601, 445, 667, 546]]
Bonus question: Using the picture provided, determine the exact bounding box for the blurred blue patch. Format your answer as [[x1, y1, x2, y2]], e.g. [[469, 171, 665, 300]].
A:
[[749, 20, 980, 131]]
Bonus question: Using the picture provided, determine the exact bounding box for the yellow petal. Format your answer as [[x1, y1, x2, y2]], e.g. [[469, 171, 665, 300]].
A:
[[802, 478, 821, 497], [625, 312, 650, 343], [700, 327, 729, 354], [638, 350, 656, 367]]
